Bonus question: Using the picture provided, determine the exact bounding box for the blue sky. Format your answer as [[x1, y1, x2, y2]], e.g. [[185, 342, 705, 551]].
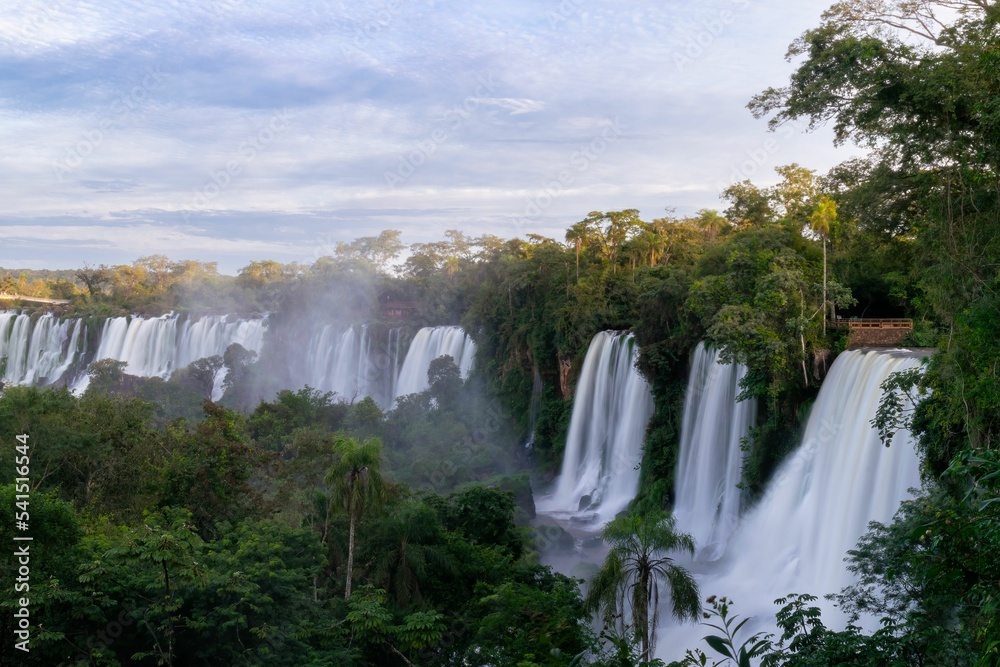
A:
[[0, 0, 859, 273]]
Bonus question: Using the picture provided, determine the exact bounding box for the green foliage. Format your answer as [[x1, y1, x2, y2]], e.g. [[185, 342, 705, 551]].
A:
[[586, 511, 700, 661], [671, 596, 773, 667], [248, 386, 349, 451], [469, 569, 590, 667], [159, 402, 262, 536]]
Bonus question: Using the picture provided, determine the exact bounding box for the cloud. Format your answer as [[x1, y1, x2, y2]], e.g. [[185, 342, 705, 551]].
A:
[[0, 0, 856, 271]]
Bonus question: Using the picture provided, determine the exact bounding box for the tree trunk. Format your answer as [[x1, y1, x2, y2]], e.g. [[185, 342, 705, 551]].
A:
[[345, 511, 356, 600], [162, 560, 174, 667], [822, 236, 828, 336], [635, 567, 650, 659], [800, 291, 810, 387], [800, 330, 809, 387], [575, 241, 580, 283]]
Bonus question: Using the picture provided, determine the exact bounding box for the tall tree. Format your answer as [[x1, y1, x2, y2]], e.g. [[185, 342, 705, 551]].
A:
[[325, 436, 388, 600], [565, 220, 592, 282], [586, 510, 700, 660], [695, 208, 728, 241], [810, 196, 838, 333]]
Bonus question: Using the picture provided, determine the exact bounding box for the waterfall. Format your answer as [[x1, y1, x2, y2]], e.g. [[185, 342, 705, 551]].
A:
[[657, 348, 927, 660], [394, 326, 476, 399], [525, 366, 543, 450], [0, 311, 270, 394], [537, 331, 655, 526], [0, 312, 85, 386], [304, 324, 401, 409], [674, 342, 756, 561], [77, 314, 267, 391]]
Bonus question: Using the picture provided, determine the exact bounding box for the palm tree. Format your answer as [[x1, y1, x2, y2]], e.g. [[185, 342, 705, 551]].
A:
[[695, 208, 727, 241], [565, 220, 592, 283], [810, 196, 838, 335], [586, 510, 700, 660], [325, 435, 388, 600]]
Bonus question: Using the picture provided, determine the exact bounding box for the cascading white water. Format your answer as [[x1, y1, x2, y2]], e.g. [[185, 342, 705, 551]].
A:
[[79, 313, 266, 386], [537, 331, 655, 526], [657, 348, 927, 661], [525, 366, 544, 449], [305, 324, 401, 409], [0, 312, 268, 395], [673, 342, 756, 561], [394, 326, 476, 399], [0, 312, 85, 386]]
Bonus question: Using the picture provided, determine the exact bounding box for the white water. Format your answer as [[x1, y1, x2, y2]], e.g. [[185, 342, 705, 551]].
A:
[[537, 331, 655, 526], [394, 326, 476, 399], [0, 311, 265, 397], [657, 349, 926, 660], [525, 366, 544, 449], [674, 342, 756, 561], [305, 324, 400, 408], [0, 312, 85, 386], [76, 313, 266, 397]]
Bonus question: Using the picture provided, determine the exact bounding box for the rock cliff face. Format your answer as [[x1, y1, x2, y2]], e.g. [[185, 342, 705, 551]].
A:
[[848, 327, 910, 347], [558, 356, 573, 399]]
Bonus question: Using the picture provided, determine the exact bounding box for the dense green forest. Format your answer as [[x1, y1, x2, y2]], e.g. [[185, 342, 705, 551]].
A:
[[2, 1, 999, 665]]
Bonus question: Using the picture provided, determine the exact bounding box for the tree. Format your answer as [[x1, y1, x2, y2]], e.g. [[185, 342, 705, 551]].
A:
[[85, 358, 130, 395], [363, 501, 453, 606], [220, 343, 258, 406], [586, 511, 701, 660], [184, 355, 224, 399], [722, 181, 776, 228], [334, 230, 405, 273], [695, 209, 728, 241], [325, 435, 388, 600], [770, 164, 817, 226], [566, 220, 593, 282], [810, 196, 838, 334], [75, 263, 111, 297]]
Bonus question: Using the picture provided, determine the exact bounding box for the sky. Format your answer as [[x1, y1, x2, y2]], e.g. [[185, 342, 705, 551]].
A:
[[0, 0, 862, 274]]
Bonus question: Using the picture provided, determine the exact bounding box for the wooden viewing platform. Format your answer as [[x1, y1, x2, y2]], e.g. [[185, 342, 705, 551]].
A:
[[0, 292, 71, 305], [831, 318, 914, 347]]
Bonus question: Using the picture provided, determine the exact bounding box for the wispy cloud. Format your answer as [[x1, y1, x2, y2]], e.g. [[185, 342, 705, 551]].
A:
[[0, 0, 854, 271]]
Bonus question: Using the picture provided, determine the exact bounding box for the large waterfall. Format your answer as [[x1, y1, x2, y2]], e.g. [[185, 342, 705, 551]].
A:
[[394, 326, 476, 399], [305, 324, 401, 409], [3, 312, 478, 410], [658, 348, 926, 659], [87, 314, 266, 378], [0, 312, 85, 386], [0, 310, 266, 395], [537, 331, 655, 526], [673, 342, 756, 561]]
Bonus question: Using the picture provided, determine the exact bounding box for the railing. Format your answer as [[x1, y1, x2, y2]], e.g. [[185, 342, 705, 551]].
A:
[[831, 318, 913, 330], [0, 293, 71, 305]]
